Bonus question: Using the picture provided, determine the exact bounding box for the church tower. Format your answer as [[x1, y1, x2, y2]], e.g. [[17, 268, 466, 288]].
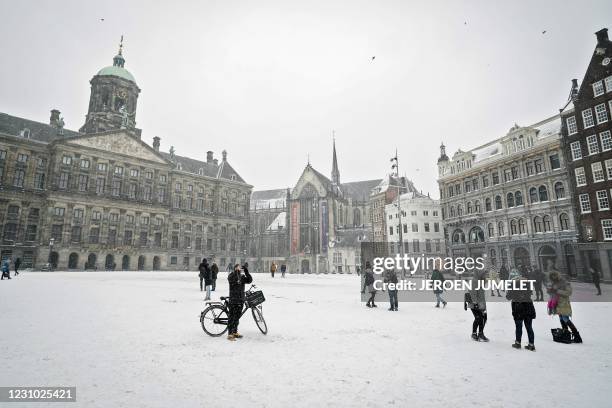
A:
[[80, 36, 141, 135], [331, 137, 340, 185]]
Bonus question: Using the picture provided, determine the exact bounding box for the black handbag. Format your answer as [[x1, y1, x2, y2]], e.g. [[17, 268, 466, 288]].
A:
[[551, 328, 572, 344]]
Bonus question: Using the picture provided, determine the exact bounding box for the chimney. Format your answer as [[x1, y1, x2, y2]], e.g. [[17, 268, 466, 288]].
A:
[[213, 158, 218, 166], [596, 28, 609, 44], [153, 136, 160, 152], [222, 150, 227, 161], [206, 151, 213, 163], [50, 109, 60, 126], [571, 78, 579, 101]]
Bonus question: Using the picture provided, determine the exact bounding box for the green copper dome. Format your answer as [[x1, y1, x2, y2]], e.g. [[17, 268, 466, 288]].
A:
[[96, 38, 136, 83], [96, 65, 136, 83]]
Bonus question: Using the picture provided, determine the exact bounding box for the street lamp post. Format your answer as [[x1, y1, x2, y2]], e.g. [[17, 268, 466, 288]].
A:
[[48, 237, 55, 271], [391, 150, 405, 278]]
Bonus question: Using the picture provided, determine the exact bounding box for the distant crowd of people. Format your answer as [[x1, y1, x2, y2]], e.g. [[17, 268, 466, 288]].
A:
[[359, 259, 605, 350]]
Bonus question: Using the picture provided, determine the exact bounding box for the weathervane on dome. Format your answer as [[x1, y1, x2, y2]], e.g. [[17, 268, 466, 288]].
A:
[[118, 35, 124, 55]]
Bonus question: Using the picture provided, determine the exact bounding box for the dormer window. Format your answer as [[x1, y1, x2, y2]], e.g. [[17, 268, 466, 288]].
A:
[[198, 168, 204, 175], [20, 128, 31, 138]]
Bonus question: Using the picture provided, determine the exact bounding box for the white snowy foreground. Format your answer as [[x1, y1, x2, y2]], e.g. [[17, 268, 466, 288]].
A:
[[1, 272, 611, 408]]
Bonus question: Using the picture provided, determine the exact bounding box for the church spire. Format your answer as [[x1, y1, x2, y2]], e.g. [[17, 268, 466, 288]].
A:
[[331, 132, 340, 185]]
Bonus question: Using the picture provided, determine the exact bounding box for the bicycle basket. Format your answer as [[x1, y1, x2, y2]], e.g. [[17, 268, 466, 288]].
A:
[[246, 290, 265, 307]]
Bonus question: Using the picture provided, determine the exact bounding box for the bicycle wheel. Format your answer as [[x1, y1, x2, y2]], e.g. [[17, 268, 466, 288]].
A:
[[201, 304, 229, 337], [251, 305, 268, 335]]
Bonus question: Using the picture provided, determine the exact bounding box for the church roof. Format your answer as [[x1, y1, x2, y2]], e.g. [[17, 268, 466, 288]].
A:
[[342, 179, 382, 202], [251, 189, 287, 210]]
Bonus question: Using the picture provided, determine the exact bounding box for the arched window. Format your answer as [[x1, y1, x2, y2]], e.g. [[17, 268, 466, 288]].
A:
[[518, 218, 526, 234], [543, 215, 552, 232], [467, 201, 473, 214], [554, 182, 565, 199], [507, 192, 515, 207], [498, 221, 505, 236], [452, 229, 466, 244], [510, 219, 518, 235], [485, 198, 492, 212], [487, 223, 494, 237], [515, 191, 523, 206], [469, 227, 485, 243], [475, 200, 481, 213], [560, 213, 570, 230], [539, 185, 549, 202], [529, 187, 538, 203], [533, 216, 543, 233], [495, 195, 503, 210], [457, 205, 463, 216]]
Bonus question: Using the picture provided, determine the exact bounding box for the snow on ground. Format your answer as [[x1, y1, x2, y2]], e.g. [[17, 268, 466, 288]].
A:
[[1, 272, 611, 408]]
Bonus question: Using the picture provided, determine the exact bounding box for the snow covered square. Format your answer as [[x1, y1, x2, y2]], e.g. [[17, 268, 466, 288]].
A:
[[1, 272, 611, 408]]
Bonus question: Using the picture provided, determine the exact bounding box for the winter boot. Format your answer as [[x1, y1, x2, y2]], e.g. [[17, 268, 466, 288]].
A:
[[371, 303, 377, 308], [366, 303, 372, 308], [512, 341, 521, 349], [388, 307, 394, 311], [233, 332, 243, 339], [572, 332, 583, 344], [435, 304, 440, 308], [443, 301, 447, 308], [525, 344, 536, 351], [471, 332, 479, 341], [227, 334, 236, 341], [478, 332, 490, 342]]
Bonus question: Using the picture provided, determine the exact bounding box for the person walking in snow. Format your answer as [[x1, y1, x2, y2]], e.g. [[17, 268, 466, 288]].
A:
[[281, 263, 287, 278], [362, 262, 377, 308], [590, 266, 602, 296], [506, 269, 536, 351], [488, 268, 501, 297], [531, 266, 545, 301], [548, 270, 582, 343], [199, 258, 213, 300], [465, 269, 489, 342], [384, 269, 399, 311], [431, 268, 447, 308], [211, 259, 219, 291], [14, 257, 21, 276], [1, 259, 11, 280], [499, 264, 509, 292], [227, 263, 253, 341], [270, 262, 277, 278]]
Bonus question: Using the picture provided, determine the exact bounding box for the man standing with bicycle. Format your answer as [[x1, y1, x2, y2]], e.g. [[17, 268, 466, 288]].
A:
[[227, 263, 253, 341]]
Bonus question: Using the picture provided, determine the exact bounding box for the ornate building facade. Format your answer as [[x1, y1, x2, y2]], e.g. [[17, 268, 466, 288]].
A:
[[560, 28, 612, 280], [0, 41, 251, 270], [437, 115, 579, 276]]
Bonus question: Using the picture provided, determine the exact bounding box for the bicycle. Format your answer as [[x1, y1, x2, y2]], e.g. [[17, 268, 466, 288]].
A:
[[200, 285, 268, 336]]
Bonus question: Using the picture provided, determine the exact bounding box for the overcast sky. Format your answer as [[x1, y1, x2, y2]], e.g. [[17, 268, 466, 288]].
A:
[[1, 1, 611, 197]]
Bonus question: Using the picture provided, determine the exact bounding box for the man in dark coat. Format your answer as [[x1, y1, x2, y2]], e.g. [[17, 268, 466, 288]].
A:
[[384, 269, 399, 311], [280, 264, 287, 278], [211, 260, 219, 291], [506, 275, 536, 350], [14, 258, 21, 276], [227, 263, 253, 341], [590, 266, 602, 295], [530, 267, 545, 301], [431, 268, 447, 308], [199, 258, 213, 300]]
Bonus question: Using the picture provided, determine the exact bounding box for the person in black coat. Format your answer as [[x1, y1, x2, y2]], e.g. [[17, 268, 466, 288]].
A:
[[199, 258, 213, 300], [211, 260, 219, 291], [227, 263, 253, 340], [506, 277, 536, 351], [590, 266, 602, 296], [530, 267, 545, 301], [14, 258, 21, 276]]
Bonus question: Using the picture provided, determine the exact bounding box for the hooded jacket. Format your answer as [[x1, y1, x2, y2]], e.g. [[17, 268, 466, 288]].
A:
[[228, 265, 253, 304], [198, 260, 213, 286]]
